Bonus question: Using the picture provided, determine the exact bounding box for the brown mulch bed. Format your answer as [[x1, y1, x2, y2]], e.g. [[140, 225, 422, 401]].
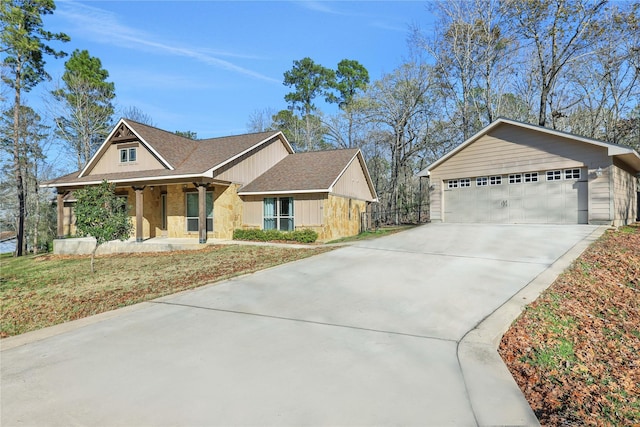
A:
[[499, 225, 640, 425]]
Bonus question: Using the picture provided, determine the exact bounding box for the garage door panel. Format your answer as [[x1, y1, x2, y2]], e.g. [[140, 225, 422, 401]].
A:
[[443, 169, 587, 224]]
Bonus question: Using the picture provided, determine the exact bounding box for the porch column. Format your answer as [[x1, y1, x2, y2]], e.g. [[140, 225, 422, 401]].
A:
[[56, 189, 66, 239], [196, 183, 208, 243], [133, 186, 145, 242]]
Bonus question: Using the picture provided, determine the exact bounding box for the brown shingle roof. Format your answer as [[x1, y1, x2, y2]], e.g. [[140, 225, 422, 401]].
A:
[[45, 120, 286, 186], [239, 149, 360, 193], [126, 120, 281, 173]]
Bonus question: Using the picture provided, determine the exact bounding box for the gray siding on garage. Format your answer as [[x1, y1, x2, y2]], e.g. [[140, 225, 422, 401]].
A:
[[612, 159, 638, 225], [429, 123, 613, 224], [443, 173, 588, 224], [430, 125, 609, 180]]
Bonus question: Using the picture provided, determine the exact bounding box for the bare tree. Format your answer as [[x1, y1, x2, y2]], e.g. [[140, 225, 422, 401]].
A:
[[121, 105, 155, 126], [362, 62, 436, 215], [246, 107, 277, 133], [502, 0, 607, 127], [413, 0, 512, 139]]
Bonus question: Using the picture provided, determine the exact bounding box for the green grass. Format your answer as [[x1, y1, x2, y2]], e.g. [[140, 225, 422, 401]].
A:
[[0, 245, 331, 337], [327, 225, 415, 243]]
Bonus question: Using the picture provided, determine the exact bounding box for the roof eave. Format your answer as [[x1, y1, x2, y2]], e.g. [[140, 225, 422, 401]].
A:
[[78, 119, 174, 178], [41, 173, 214, 188], [238, 189, 330, 196]]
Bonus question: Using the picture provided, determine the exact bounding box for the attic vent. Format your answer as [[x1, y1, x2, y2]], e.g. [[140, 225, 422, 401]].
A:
[[112, 123, 137, 143]]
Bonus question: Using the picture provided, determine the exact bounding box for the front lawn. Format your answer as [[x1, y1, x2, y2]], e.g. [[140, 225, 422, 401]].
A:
[[0, 245, 331, 338], [499, 225, 640, 425]]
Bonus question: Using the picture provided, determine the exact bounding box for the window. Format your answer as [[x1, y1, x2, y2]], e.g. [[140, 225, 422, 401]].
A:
[[509, 174, 522, 184], [476, 177, 488, 186], [564, 168, 580, 179], [119, 147, 137, 163], [546, 170, 562, 181], [264, 197, 294, 231], [490, 176, 502, 185], [459, 178, 470, 187], [186, 192, 213, 232], [447, 180, 459, 189], [524, 172, 538, 183]]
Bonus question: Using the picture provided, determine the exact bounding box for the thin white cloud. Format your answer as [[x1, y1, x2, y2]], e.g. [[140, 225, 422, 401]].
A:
[[56, 1, 280, 84], [370, 20, 409, 33], [293, 1, 409, 33], [297, 1, 343, 15]]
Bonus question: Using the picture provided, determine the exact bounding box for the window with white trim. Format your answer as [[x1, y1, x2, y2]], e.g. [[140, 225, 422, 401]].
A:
[[509, 174, 522, 184], [476, 177, 488, 186], [490, 176, 502, 185], [186, 192, 213, 232], [447, 180, 459, 189], [524, 172, 539, 182], [546, 170, 562, 181], [264, 197, 294, 231], [119, 147, 137, 163], [564, 168, 580, 179], [459, 178, 470, 187]]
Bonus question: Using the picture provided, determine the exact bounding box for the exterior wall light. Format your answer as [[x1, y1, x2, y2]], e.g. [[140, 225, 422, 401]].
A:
[[596, 167, 603, 177]]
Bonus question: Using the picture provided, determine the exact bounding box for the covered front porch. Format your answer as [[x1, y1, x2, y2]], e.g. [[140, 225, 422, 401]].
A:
[[54, 178, 244, 245]]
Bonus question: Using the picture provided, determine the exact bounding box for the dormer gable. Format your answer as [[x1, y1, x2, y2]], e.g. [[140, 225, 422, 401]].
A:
[[111, 122, 138, 143], [79, 119, 174, 178]]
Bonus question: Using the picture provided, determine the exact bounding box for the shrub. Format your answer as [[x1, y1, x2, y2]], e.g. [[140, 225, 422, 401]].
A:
[[233, 228, 318, 243]]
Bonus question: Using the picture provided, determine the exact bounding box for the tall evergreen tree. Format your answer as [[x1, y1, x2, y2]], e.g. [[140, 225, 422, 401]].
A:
[[52, 49, 115, 170], [283, 57, 335, 151], [1, 0, 69, 256]]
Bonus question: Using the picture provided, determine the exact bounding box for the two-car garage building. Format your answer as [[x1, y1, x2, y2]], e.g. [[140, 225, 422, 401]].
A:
[[418, 118, 640, 226]]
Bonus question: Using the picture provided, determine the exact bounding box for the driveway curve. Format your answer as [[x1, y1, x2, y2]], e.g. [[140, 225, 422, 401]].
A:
[[1, 224, 604, 426]]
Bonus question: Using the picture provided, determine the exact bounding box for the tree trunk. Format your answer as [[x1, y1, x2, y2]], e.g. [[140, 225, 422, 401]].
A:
[[91, 242, 98, 273], [13, 62, 25, 257], [33, 176, 40, 255]]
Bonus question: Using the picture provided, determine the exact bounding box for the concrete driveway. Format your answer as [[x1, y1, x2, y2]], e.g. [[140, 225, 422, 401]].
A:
[[1, 224, 604, 426]]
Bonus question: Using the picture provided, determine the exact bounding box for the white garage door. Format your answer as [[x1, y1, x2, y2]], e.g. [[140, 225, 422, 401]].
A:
[[443, 169, 588, 224]]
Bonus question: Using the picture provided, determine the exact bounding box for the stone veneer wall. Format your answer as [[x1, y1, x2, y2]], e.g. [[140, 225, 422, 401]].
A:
[[162, 183, 243, 239], [212, 184, 244, 239], [319, 194, 366, 241]]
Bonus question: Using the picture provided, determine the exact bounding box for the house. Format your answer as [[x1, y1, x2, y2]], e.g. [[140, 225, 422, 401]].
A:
[[43, 119, 378, 248], [417, 118, 640, 226]]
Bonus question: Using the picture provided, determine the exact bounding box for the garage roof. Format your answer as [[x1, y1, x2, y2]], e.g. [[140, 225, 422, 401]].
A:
[[417, 118, 640, 177]]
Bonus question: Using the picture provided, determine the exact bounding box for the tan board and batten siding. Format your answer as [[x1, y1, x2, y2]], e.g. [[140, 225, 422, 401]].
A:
[[612, 158, 638, 223], [429, 122, 638, 225], [87, 141, 165, 175], [213, 137, 290, 184], [332, 156, 375, 200], [243, 194, 324, 228]]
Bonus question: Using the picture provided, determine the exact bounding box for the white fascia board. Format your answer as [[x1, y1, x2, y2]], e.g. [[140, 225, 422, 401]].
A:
[[238, 189, 329, 196], [41, 173, 208, 188], [78, 119, 174, 178], [205, 131, 293, 176], [78, 118, 125, 178], [418, 117, 640, 176], [327, 150, 378, 201], [121, 119, 174, 171], [496, 118, 638, 154], [328, 152, 357, 191]]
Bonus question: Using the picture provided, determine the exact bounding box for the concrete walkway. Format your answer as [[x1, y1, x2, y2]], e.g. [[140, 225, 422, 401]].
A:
[[1, 224, 606, 426]]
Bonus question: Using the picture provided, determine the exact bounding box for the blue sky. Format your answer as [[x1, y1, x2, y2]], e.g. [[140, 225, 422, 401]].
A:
[[30, 0, 433, 141]]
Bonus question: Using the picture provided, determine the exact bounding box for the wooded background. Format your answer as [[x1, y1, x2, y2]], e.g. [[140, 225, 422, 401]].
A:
[[2, 0, 639, 255]]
